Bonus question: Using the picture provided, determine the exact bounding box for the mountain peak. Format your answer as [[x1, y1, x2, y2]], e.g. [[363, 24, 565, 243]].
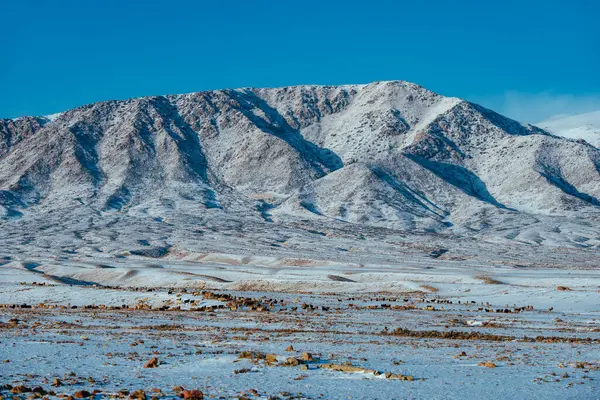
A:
[[1, 81, 599, 247]]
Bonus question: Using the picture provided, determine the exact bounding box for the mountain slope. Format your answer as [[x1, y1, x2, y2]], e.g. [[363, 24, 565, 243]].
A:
[[2, 81, 600, 244], [538, 111, 600, 147]]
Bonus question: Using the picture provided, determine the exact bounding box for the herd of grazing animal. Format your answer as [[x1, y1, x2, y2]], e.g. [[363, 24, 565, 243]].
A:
[[1, 285, 543, 316]]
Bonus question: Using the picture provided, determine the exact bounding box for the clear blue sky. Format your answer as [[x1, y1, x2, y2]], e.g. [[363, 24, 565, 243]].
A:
[[1, 0, 598, 122]]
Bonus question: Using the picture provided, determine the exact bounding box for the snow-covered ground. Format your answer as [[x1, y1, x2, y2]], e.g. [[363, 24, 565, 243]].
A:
[[1, 239, 599, 399]]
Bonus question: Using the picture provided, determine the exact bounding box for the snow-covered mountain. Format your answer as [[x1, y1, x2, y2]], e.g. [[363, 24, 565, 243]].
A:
[[538, 110, 600, 147], [2, 81, 600, 245]]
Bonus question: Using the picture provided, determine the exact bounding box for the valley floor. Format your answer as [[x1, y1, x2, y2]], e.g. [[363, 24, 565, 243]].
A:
[[1, 253, 599, 400]]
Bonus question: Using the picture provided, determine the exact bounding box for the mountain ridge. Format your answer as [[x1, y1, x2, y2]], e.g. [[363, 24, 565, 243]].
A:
[[538, 110, 600, 147], [2, 80, 600, 247]]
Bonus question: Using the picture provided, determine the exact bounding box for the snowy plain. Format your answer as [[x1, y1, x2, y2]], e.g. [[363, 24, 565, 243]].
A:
[[1, 217, 599, 399]]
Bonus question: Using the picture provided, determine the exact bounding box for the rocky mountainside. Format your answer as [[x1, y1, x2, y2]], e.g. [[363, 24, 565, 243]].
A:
[[2, 81, 600, 245]]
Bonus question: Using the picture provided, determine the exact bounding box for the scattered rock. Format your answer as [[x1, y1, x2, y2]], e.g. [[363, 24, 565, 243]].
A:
[[478, 361, 497, 368], [182, 390, 203, 400], [234, 368, 251, 374], [10, 386, 31, 394], [130, 389, 146, 400], [238, 351, 265, 360], [384, 372, 414, 381], [265, 354, 278, 364], [319, 363, 372, 374], [282, 357, 299, 367], [32, 387, 47, 395], [144, 357, 159, 368], [73, 390, 91, 398]]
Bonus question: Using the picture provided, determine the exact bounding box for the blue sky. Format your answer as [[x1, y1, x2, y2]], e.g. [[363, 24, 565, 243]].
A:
[[1, 0, 598, 122]]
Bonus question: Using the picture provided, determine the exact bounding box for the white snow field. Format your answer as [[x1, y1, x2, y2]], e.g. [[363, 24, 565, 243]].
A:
[[1, 223, 599, 399], [538, 110, 600, 147], [1, 82, 600, 399]]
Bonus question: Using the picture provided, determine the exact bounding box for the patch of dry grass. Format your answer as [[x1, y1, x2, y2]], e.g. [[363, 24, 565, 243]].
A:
[[476, 275, 505, 285], [420, 284, 439, 293]]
